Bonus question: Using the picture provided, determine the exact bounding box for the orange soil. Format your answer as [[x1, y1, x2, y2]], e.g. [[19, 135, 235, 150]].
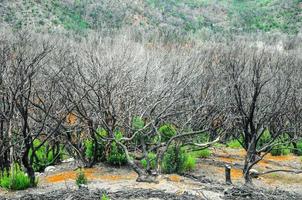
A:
[[168, 175, 182, 182], [216, 167, 242, 180], [45, 168, 137, 183], [220, 157, 239, 164], [66, 113, 77, 124], [263, 154, 295, 162], [46, 168, 97, 183]]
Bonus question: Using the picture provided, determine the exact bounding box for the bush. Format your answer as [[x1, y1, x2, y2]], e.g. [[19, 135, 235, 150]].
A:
[[132, 116, 145, 130], [159, 124, 177, 142], [271, 145, 291, 156], [191, 148, 212, 158], [292, 141, 302, 156], [141, 152, 156, 170], [258, 130, 271, 149], [162, 146, 196, 174], [183, 154, 196, 172], [76, 169, 87, 186], [226, 139, 242, 148], [84, 139, 94, 160], [29, 139, 57, 172], [107, 131, 127, 166], [0, 163, 32, 190], [101, 193, 110, 200]]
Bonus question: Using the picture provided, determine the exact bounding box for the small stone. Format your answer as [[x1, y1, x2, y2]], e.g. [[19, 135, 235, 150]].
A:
[[249, 169, 259, 178]]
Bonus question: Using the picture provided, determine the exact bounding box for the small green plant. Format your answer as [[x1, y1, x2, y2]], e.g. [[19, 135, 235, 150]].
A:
[[76, 169, 87, 186], [183, 154, 196, 172], [271, 145, 291, 156], [159, 124, 177, 142], [132, 116, 145, 130], [107, 131, 127, 166], [141, 152, 156, 170], [29, 139, 58, 172], [84, 139, 94, 160], [226, 139, 242, 148], [101, 193, 110, 200], [191, 148, 212, 158], [162, 146, 195, 174], [0, 163, 32, 190], [292, 141, 302, 156], [258, 130, 271, 149]]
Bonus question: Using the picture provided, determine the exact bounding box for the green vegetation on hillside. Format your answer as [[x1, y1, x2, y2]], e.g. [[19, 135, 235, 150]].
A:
[[1, 0, 301, 36]]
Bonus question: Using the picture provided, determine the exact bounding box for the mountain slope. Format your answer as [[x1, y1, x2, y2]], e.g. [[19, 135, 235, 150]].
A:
[[0, 0, 301, 36]]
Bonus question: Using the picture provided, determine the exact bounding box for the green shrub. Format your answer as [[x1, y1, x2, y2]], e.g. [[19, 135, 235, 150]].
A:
[[107, 131, 127, 166], [107, 142, 127, 166], [162, 146, 195, 174], [0, 163, 32, 190], [271, 145, 291, 156], [191, 148, 212, 158], [141, 152, 156, 170], [76, 169, 87, 186], [101, 193, 110, 200], [258, 129, 271, 149], [292, 141, 302, 156], [159, 124, 177, 142], [183, 154, 196, 172], [84, 139, 94, 160], [132, 116, 145, 130], [29, 139, 56, 172], [226, 139, 242, 148]]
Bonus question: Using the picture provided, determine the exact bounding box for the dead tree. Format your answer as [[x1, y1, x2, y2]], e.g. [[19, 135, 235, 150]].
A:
[[220, 43, 302, 184]]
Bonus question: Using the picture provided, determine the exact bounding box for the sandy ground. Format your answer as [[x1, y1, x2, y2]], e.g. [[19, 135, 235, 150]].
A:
[[0, 147, 301, 199]]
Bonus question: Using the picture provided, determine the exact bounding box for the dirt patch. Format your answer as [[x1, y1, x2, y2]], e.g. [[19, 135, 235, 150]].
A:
[[167, 175, 182, 182], [45, 168, 98, 183], [45, 168, 137, 184]]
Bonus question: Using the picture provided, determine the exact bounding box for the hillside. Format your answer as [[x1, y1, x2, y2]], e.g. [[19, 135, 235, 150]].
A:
[[0, 0, 301, 38]]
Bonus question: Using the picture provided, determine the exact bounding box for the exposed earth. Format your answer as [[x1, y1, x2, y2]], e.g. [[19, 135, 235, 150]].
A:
[[1, 147, 302, 200]]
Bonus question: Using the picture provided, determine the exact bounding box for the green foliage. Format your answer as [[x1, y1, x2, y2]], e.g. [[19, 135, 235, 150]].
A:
[[162, 146, 196, 174], [132, 116, 145, 130], [29, 139, 56, 172], [229, 0, 301, 34], [159, 124, 177, 142], [183, 154, 196, 171], [271, 145, 291, 156], [84, 139, 94, 160], [0, 163, 32, 190], [191, 148, 212, 158], [101, 193, 110, 200], [107, 131, 127, 166], [97, 128, 108, 138], [141, 152, 157, 170], [226, 139, 242, 149], [258, 129, 271, 148], [295, 141, 302, 156], [2, 0, 301, 36], [76, 169, 87, 186], [51, 1, 89, 33]]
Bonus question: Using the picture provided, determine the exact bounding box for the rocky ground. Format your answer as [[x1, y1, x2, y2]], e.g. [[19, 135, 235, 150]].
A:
[[1, 147, 302, 200]]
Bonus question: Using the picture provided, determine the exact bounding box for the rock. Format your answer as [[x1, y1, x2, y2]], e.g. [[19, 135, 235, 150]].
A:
[[62, 158, 75, 163], [45, 166, 56, 172]]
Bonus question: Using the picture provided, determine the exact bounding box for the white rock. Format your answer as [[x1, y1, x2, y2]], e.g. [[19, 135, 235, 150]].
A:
[[45, 166, 56, 172]]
